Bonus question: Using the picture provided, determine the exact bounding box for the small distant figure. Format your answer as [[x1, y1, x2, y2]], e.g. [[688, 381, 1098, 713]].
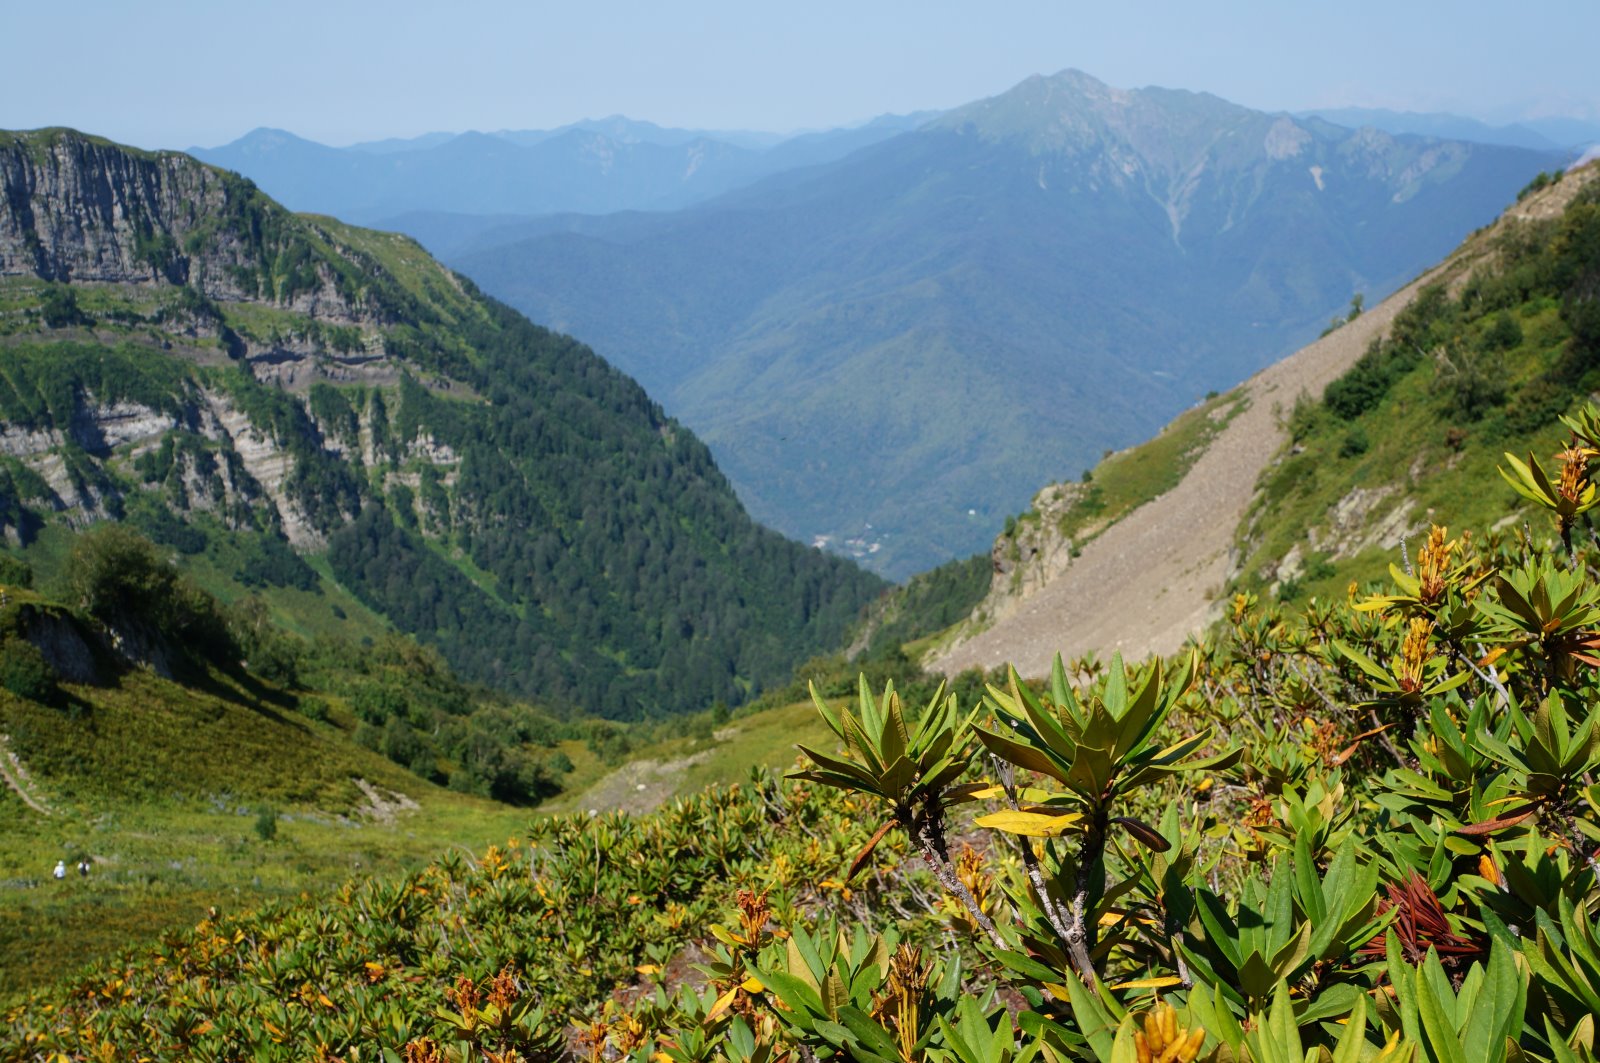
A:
[[78, 859, 90, 877], [52, 860, 65, 880]]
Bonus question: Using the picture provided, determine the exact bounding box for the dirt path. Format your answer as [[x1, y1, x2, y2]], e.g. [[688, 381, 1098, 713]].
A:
[[930, 276, 1435, 679], [0, 733, 51, 815], [566, 750, 714, 816]]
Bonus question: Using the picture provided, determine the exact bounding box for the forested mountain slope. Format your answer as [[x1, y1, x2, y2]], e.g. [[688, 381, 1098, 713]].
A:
[[451, 69, 1567, 578], [0, 128, 883, 718]]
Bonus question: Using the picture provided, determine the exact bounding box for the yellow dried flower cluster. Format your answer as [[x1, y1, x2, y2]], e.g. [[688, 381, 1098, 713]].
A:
[[1396, 617, 1434, 694], [1134, 1000, 1206, 1063], [1415, 525, 1456, 603]]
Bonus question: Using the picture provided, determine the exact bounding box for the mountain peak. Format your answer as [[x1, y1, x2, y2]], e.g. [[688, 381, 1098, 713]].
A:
[[201, 127, 331, 158], [935, 68, 1259, 161]]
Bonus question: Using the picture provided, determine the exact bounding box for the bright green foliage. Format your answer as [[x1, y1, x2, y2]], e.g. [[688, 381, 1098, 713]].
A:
[[1377, 936, 1527, 1063], [757, 398, 1600, 1063], [797, 678, 975, 815], [26, 388, 1600, 1059]]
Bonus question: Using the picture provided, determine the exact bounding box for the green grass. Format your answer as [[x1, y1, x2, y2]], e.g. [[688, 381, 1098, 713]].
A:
[[0, 587, 529, 997], [0, 687, 841, 997], [9, 507, 394, 650], [0, 277, 191, 340], [217, 300, 334, 342], [0, 785, 529, 998], [0, 608, 846, 997], [0, 635, 560, 996], [1048, 389, 1249, 548], [1239, 302, 1580, 603], [314, 220, 484, 328], [181, 547, 393, 646], [677, 699, 833, 793]]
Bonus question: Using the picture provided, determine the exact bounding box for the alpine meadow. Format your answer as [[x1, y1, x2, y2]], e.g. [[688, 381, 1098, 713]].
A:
[[5, 24, 1600, 1063]]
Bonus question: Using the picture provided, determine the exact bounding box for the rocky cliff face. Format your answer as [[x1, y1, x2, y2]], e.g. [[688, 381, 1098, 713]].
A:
[[0, 132, 472, 544], [0, 133, 435, 544], [1, 130, 264, 294], [979, 481, 1088, 626], [1, 129, 405, 331]]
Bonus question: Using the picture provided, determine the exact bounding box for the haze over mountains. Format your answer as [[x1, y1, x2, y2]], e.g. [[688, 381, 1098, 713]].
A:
[[443, 71, 1568, 576], [188, 70, 1574, 578], [190, 113, 935, 222], [1296, 107, 1600, 152]]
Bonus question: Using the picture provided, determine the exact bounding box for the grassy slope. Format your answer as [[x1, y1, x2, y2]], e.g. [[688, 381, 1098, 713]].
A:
[[0, 650, 530, 996], [0, 788, 528, 997], [0, 681, 836, 997], [1236, 170, 1600, 604]]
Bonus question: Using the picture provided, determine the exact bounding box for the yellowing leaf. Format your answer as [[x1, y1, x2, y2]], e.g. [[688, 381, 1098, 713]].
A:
[[973, 809, 1083, 837], [1111, 975, 1183, 990], [707, 985, 742, 1021]]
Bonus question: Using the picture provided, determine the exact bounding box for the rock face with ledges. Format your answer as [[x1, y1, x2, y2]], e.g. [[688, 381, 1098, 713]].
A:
[[3, 131, 244, 290], [1, 129, 396, 326]]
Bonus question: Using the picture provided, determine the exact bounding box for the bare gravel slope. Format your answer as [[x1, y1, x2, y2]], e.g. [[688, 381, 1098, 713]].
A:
[[930, 279, 1434, 678]]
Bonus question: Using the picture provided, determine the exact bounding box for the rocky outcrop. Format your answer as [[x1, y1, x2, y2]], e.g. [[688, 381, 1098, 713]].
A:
[[1, 131, 257, 292], [980, 482, 1089, 627], [1, 130, 380, 325], [0, 131, 458, 543], [0, 379, 374, 547], [16, 606, 102, 685], [199, 391, 326, 547]]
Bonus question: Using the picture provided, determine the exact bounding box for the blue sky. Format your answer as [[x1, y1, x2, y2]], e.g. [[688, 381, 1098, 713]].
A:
[[9, 0, 1600, 148]]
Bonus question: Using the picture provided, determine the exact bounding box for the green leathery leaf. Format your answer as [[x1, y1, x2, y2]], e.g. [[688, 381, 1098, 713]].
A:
[[1269, 919, 1313, 980], [1415, 962, 1468, 1063], [1051, 654, 1072, 714], [880, 689, 909, 766], [975, 726, 1071, 783], [1335, 640, 1396, 686], [1103, 653, 1129, 719], [1066, 742, 1115, 799]]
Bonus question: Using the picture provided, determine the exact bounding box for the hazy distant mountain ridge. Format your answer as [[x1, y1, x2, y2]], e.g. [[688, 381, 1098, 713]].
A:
[[1299, 106, 1600, 152], [449, 69, 1567, 578], [190, 113, 936, 222]]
